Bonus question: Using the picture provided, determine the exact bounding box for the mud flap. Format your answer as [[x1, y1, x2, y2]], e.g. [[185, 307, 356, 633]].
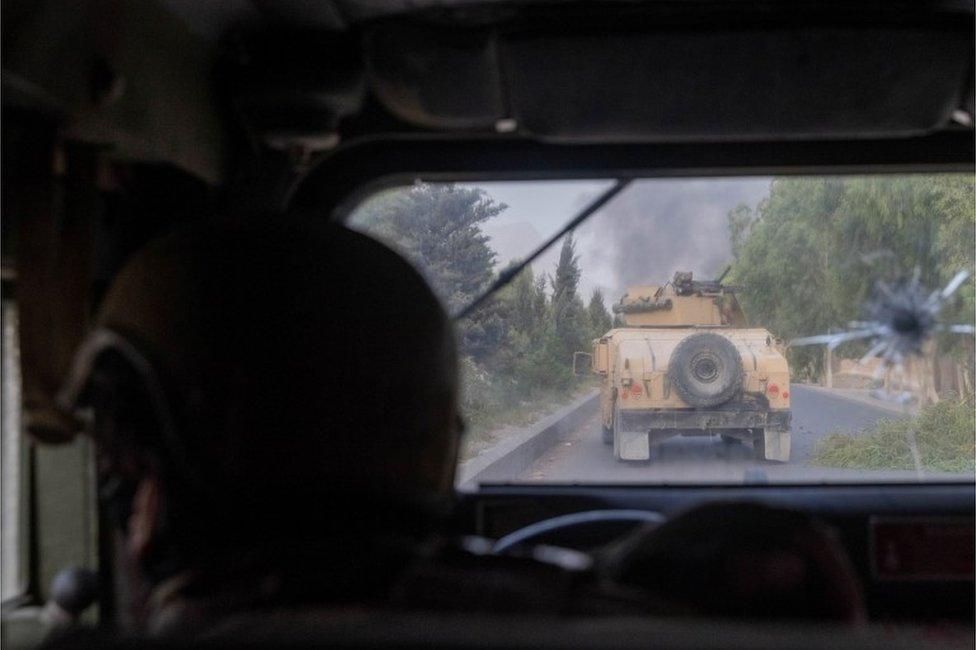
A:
[[616, 430, 650, 461], [763, 429, 791, 462]]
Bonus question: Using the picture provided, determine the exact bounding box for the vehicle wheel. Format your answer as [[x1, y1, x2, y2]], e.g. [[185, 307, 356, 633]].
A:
[[667, 332, 743, 408], [612, 406, 622, 460], [613, 406, 651, 462], [720, 434, 740, 445], [602, 424, 613, 445], [751, 429, 766, 461]]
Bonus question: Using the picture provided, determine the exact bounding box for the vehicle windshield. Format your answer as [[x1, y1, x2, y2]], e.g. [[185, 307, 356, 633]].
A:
[[347, 174, 975, 487]]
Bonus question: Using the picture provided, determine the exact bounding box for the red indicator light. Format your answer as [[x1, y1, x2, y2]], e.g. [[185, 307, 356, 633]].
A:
[[782, 391, 789, 399]]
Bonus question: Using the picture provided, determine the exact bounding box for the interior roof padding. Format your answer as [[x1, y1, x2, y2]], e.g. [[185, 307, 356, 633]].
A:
[[366, 22, 973, 140]]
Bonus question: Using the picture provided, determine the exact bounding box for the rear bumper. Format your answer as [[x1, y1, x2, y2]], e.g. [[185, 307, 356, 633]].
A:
[[618, 407, 791, 432]]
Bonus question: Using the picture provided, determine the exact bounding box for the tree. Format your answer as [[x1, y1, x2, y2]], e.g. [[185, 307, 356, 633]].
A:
[[727, 202, 755, 260], [508, 264, 544, 335], [587, 288, 613, 337], [532, 274, 548, 329], [547, 233, 590, 386], [729, 175, 975, 382], [355, 183, 509, 361], [551, 232, 582, 306], [354, 183, 507, 313]]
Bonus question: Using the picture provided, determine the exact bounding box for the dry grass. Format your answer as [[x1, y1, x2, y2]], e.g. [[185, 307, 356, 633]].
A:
[[459, 381, 597, 461]]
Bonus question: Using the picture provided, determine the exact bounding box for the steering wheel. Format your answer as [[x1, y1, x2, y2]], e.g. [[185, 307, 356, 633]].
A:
[[492, 509, 666, 554]]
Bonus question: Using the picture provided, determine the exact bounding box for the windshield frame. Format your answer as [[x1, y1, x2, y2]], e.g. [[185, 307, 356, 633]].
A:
[[287, 132, 974, 221], [303, 137, 975, 492]]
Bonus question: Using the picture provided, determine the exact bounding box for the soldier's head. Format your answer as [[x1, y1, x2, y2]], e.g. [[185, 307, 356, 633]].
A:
[[61, 219, 459, 611]]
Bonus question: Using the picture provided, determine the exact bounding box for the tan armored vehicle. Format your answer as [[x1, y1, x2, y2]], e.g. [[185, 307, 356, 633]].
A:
[[586, 271, 791, 462]]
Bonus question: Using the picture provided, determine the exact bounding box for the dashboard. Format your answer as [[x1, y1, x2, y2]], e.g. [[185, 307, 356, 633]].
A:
[[454, 482, 975, 624]]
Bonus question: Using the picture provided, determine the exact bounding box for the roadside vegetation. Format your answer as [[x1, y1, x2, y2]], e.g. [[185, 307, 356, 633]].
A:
[[727, 175, 975, 384], [353, 183, 612, 456], [811, 399, 976, 474], [458, 379, 600, 461]]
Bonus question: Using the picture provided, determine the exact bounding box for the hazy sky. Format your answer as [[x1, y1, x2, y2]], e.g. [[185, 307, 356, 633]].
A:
[[470, 178, 772, 302]]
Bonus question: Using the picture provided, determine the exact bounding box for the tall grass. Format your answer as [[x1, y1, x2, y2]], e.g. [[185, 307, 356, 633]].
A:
[[811, 399, 975, 474]]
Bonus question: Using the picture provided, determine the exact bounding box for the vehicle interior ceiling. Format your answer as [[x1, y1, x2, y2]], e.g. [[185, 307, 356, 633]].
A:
[[2, 0, 975, 647]]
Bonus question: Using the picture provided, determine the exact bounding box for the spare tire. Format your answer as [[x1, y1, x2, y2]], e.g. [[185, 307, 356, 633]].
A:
[[667, 332, 743, 408]]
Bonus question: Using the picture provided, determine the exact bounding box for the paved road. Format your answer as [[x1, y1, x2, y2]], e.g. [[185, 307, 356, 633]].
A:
[[522, 384, 916, 484]]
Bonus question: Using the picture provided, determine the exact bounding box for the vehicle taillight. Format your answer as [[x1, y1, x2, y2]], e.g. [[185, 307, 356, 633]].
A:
[[782, 391, 789, 399], [630, 383, 643, 396], [767, 383, 779, 395]]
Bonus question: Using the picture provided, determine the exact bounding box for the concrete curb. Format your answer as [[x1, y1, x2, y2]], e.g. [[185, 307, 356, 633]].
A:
[[457, 390, 600, 490]]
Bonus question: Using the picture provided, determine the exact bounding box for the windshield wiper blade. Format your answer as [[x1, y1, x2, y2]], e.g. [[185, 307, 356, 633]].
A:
[[453, 178, 632, 321]]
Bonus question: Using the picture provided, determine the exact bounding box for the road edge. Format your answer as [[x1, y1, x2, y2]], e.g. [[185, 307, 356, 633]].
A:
[[794, 384, 916, 416], [456, 390, 600, 490]]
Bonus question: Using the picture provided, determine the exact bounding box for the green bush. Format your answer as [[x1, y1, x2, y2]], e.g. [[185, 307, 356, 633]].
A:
[[811, 399, 975, 474]]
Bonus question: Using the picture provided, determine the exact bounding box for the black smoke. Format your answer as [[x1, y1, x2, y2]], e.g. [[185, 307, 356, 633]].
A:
[[576, 178, 771, 297]]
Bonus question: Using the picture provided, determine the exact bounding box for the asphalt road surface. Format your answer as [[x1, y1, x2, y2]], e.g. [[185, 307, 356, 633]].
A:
[[522, 384, 919, 484]]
